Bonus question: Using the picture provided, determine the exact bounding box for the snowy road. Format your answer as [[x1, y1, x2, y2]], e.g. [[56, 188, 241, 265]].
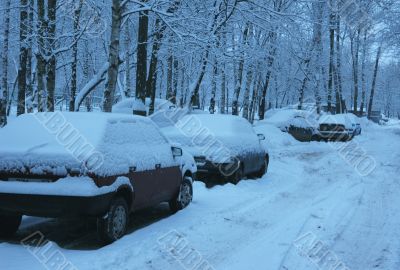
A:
[[1, 122, 399, 270]]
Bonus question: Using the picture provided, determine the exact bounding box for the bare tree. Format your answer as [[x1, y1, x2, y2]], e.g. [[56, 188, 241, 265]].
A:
[[17, 0, 29, 116], [134, 5, 149, 116], [1, 0, 11, 126], [124, 21, 132, 98], [327, 1, 336, 113], [46, 0, 57, 112], [368, 46, 382, 118], [103, 0, 123, 113], [351, 28, 361, 114], [69, 0, 84, 112]]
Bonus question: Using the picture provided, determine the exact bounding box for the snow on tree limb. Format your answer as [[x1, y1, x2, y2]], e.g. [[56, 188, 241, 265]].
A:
[[74, 62, 110, 111]]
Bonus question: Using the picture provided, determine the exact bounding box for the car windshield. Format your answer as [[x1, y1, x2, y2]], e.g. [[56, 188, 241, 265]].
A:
[[181, 114, 255, 137]]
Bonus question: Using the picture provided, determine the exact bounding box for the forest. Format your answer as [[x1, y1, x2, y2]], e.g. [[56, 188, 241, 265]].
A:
[[0, 0, 399, 126]]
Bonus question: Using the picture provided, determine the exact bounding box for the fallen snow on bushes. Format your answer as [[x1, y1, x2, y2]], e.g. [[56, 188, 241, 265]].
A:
[[1, 119, 399, 270]]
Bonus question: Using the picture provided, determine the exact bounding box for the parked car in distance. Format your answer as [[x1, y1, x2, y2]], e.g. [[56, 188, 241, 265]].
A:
[[343, 113, 362, 136], [0, 113, 196, 243], [317, 114, 354, 141], [286, 116, 320, 142], [161, 114, 269, 184]]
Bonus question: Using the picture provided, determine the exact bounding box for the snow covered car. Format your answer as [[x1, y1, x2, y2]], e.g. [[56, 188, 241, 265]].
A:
[[0, 113, 196, 243], [286, 116, 319, 142], [317, 114, 354, 141], [344, 113, 362, 136], [162, 114, 269, 184]]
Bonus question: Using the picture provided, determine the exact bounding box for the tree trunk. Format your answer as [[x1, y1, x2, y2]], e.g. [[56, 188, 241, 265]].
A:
[[220, 62, 226, 114], [17, 0, 29, 116], [166, 52, 174, 101], [259, 30, 277, 120], [70, 0, 84, 111], [134, 6, 149, 116], [173, 58, 179, 103], [242, 65, 253, 120], [103, 0, 122, 112], [335, 16, 343, 113], [368, 47, 382, 119], [232, 24, 250, 116], [360, 29, 368, 116], [47, 0, 57, 112], [351, 28, 361, 115], [37, 0, 46, 112], [146, 17, 162, 113], [312, 0, 323, 114], [327, 5, 335, 114], [25, 0, 34, 113], [298, 71, 308, 111], [1, 0, 11, 126], [209, 59, 217, 114], [189, 49, 210, 108], [124, 22, 132, 98], [146, 0, 181, 109]]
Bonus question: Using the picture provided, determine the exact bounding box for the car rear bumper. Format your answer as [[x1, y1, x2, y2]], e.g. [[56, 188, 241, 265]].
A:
[[0, 192, 114, 218]]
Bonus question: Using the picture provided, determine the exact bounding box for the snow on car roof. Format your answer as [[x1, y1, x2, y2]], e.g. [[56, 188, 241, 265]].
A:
[[0, 112, 175, 176], [318, 114, 353, 128], [113, 97, 174, 114], [181, 114, 254, 134], [161, 114, 262, 163], [0, 112, 142, 153], [260, 109, 318, 129]]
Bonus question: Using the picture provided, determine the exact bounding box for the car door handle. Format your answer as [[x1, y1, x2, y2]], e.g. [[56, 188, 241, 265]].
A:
[[155, 164, 161, 169]]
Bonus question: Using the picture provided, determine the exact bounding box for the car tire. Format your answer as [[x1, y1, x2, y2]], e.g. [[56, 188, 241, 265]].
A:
[[170, 177, 193, 213], [230, 166, 244, 185], [256, 155, 269, 179], [0, 212, 22, 238], [97, 197, 129, 244]]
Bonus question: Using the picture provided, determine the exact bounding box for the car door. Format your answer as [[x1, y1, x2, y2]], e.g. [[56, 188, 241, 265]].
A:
[[151, 131, 182, 203], [240, 123, 265, 174], [130, 168, 159, 210], [100, 118, 161, 211]]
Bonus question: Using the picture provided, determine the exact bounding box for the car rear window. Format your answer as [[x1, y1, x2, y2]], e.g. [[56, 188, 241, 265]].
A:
[[104, 118, 168, 146]]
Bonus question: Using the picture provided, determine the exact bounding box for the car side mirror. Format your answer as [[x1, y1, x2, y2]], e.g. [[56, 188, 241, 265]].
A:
[[172, 147, 183, 157], [257, 134, 266, 141]]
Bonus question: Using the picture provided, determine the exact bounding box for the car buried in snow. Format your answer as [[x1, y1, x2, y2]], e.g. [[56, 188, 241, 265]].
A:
[[0, 112, 196, 244], [343, 113, 362, 137], [161, 114, 269, 184], [317, 114, 355, 142]]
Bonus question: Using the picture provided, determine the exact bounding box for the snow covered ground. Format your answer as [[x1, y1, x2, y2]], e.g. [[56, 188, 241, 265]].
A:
[[1, 120, 399, 270]]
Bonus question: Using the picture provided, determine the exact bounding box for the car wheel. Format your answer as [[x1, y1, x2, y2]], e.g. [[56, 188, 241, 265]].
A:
[[170, 177, 193, 213], [256, 156, 269, 178], [230, 166, 244, 185], [0, 212, 22, 238], [97, 197, 129, 244]]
